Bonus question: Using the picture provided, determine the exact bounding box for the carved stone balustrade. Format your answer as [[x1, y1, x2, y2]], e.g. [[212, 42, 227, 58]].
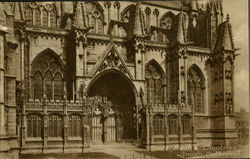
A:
[[26, 99, 43, 111]]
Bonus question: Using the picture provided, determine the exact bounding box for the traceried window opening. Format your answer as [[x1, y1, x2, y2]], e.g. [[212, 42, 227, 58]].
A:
[[182, 115, 192, 135], [42, 10, 48, 27], [48, 114, 63, 138], [121, 9, 131, 23], [26, 8, 33, 26], [187, 66, 205, 113], [97, 18, 103, 34], [35, 9, 41, 26], [32, 52, 63, 100], [168, 115, 178, 135], [68, 115, 82, 137], [153, 115, 164, 135], [27, 114, 42, 138], [50, 11, 56, 28], [86, 2, 104, 34], [145, 62, 163, 105], [161, 16, 172, 30]]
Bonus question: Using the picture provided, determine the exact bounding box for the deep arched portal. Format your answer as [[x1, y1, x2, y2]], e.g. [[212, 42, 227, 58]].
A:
[[88, 70, 136, 143]]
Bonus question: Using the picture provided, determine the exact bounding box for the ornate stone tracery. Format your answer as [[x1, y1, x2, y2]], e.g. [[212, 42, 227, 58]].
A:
[[145, 61, 164, 105], [32, 50, 64, 100], [85, 2, 104, 34], [187, 65, 205, 113]]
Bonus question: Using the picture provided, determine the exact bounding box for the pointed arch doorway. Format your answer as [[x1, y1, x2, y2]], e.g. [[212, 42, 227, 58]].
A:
[[88, 69, 137, 144]]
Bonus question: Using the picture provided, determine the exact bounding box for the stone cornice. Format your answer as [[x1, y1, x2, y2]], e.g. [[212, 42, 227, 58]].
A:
[[187, 46, 211, 54], [25, 26, 67, 39]]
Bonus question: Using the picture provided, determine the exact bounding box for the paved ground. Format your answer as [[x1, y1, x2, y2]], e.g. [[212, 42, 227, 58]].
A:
[[20, 144, 159, 159], [85, 144, 159, 159]]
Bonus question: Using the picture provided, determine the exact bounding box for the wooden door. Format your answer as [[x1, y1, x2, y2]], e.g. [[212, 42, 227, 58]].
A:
[[106, 116, 116, 142], [91, 116, 102, 143]]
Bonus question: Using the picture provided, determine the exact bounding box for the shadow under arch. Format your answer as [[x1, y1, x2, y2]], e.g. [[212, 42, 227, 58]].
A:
[[87, 68, 137, 140], [87, 68, 138, 100]]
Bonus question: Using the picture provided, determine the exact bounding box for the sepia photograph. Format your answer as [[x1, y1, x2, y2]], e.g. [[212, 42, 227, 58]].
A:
[[0, 0, 249, 159]]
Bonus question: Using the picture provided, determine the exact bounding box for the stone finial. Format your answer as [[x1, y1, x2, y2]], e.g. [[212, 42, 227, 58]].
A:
[[63, 81, 68, 100]]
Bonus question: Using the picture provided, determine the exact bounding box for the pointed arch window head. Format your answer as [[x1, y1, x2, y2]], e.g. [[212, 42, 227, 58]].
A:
[[50, 10, 57, 28], [35, 9, 41, 26], [161, 16, 172, 30], [145, 61, 164, 105], [187, 65, 205, 113], [26, 8, 33, 25], [121, 5, 136, 23], [42, 9, 48, 27], [32, 50, 64, 100], [85, 2, 104, 34]]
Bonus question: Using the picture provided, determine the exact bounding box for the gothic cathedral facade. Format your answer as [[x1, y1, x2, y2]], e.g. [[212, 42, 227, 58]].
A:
[[0, 1, 238, 158]]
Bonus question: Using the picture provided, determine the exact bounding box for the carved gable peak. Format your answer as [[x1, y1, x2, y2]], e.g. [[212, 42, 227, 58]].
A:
[[92, 43, 133, 79]]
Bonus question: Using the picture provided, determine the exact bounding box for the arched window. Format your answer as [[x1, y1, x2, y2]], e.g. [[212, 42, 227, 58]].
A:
[[187, 65, 205, 113], [97, 18, 103, 34], [85, 2, 104, 34], [160, 12, 174, 30], [153, 115, 164, 135], [182, 115, 192, 135], [26, 8, 33, 25], [145, 61, 163, 105], [42, 9, 48, 27], [27, 114, 42, 138], [145, 7, 151, 30], [90, 16, 96, 33], [50, 10, 56, 28], [68, 115, 82, 138], [161, 16, 172, 30], [32, 50, 64, 100], [35, 8, 41, 26], [168, 114, 178, 135], [48, 114, 63, 138], [121, 5, 134, 23]]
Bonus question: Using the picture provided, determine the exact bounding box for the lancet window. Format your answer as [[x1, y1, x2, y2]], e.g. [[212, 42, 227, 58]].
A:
[[168, 114, 178, 135], [187, 65, 205, 113], [27, 114, 42, 138], [68, 115, 82, 138], [48, 114, 63, 138], [153, 115, 164, 135], [182, 115, 192, 135]]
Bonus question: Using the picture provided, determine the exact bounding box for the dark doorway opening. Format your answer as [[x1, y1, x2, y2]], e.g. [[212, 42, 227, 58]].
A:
[[88, 70, 136, 143]]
